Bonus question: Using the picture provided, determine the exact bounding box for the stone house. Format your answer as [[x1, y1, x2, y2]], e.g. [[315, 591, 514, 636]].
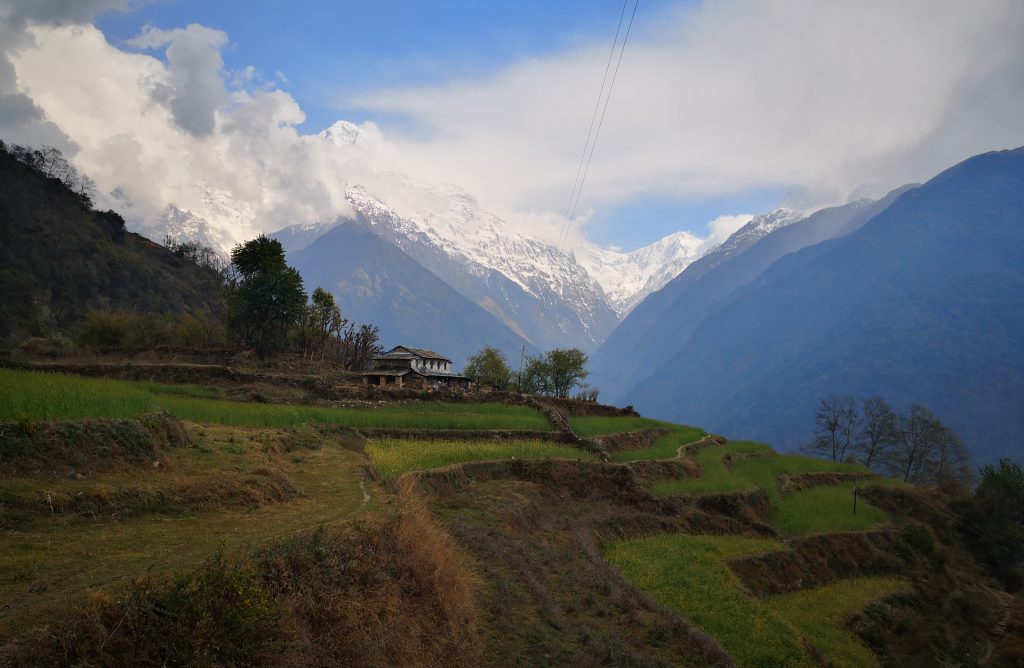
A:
[[361, 345, 471, 390]]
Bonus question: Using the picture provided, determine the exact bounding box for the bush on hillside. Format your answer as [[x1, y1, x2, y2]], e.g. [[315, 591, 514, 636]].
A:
[[76, 310, 228, 349]]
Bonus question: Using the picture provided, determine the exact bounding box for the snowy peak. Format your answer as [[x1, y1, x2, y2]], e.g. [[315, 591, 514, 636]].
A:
[[578, 231, 706, 317], [709, 208, 804, 259], [149, 204, 232, 259], [321, 120, 368, 147]]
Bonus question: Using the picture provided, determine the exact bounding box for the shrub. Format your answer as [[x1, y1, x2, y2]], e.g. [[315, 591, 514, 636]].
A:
[[901, 522, 936, 556]]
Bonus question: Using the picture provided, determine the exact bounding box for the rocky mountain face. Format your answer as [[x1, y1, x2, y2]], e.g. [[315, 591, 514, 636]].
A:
[[289, 221, 534, 368], [590, 208, 807, 399], [138, 119, 714, 354], [617, 146, 1024, 465], [577, 231, 705, 317]]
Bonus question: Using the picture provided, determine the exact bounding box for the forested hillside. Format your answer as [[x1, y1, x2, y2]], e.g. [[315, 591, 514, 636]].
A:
[[0, 143, 225, 345]]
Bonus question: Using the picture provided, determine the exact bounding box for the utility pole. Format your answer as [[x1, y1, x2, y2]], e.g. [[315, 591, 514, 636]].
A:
[[517, 345, 526, 393]]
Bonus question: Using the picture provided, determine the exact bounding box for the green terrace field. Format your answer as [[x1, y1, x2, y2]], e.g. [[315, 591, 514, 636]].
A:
[[0, 368, 552, 431], [0, 422, 373, 640], [611, 424, 707, 462], [607, 534, 910, 668], [568, 415, 671, 437], [603, 438, 913, 666], [0, 366, 923, 666], [367, 437, 598, 478], [649, 440, 896, 535]]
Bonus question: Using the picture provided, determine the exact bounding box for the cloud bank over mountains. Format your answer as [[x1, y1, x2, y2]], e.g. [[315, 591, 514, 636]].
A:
[[2, 0, 1023, 250]]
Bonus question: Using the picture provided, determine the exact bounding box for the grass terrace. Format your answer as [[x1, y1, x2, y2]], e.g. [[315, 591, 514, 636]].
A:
[[0, 423, 373, 640], [768, 577, 912, 668], [607, 533, 910, 668], [367, 437, 597, 479], [0, 369, 551, 431], [649, 441, 899, 536], [607, 534, 810, 667], [610, 424, 708, 462], [567, 415, 670, 437]]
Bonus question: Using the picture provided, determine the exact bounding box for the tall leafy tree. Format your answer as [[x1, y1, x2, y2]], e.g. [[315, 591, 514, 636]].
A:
[[305, 287, 345, 367], [518, 348, 589, 398], [958, 459, 1024, 590], [464, 346, 512, 390], [227, 235, 306, 357]]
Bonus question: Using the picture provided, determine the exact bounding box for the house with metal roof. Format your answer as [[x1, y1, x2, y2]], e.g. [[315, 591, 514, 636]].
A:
[[361, 345, 470, 390]]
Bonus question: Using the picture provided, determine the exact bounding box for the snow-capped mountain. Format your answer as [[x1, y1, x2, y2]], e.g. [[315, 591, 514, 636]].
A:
[[705, 208, 804, 261], [143, 118, 744, 351], [146, 204, 233, 258], [578, 232, 706, 317], [337, 184, 619, 351]]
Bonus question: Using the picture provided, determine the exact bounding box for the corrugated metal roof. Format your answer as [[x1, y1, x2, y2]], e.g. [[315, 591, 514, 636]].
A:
[[374, 345, 452, 362]]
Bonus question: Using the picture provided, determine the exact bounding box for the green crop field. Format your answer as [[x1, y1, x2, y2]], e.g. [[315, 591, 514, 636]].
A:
[[0, 422, 373, 640], [610, 424, 707, 462], [768, 577, 911, 668], [607, 534, 909, 668], [771, 481, 896, 535], [0, 369, 551, 431], [648, 441, 772, 493], [568, 415, 670, 437], [648, 441, 896, 536], [366, 437, 597, 478], [607, 534, 812, 668]]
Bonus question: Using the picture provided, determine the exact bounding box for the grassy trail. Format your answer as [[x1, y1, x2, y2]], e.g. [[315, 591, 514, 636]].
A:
[[0, 425, 373, 641]]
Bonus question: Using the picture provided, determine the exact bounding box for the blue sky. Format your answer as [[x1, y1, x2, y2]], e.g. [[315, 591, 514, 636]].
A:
[[97, 1, 680, 136]]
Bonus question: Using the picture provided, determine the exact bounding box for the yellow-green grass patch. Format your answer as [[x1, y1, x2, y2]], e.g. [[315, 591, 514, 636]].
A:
[[568, 415, 671, 437], [648, 443, 897, 536], [0, 424, 374, 641], [648, 441, 773, 495], [607, 533, 812, 668], [767, 576, 911, 668], [770, 480, 900, 536], [610, 424, 707, 462], [367, 437, 597, 478], [0, 369, 550, 431]]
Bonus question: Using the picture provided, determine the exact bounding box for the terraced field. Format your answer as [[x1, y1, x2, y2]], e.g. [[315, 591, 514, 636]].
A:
[[601, 436, 911, 667], [0, 367, 954, 667]]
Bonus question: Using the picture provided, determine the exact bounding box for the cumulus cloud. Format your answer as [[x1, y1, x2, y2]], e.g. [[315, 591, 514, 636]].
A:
[[704, 214, 754, 250], [3, 0, 1023, 258], [9, 22, 382, 244], [353, 0, 1024, 223], [128, 24, 227, 136], [0, 0, 127, 151]]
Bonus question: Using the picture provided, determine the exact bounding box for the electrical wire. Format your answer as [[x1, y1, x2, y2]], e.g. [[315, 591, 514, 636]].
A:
[[557, 0, 639, 250]]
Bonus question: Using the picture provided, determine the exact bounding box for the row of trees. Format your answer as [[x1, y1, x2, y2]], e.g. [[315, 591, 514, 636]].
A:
[[226, 235, 382, 367], [807, 396, 972, 487], [1, 141, 96, 206], [463, 346, 592, 398]]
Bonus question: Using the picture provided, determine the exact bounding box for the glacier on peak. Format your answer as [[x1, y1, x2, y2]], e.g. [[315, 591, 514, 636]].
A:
[[576, 231, 707, 317]]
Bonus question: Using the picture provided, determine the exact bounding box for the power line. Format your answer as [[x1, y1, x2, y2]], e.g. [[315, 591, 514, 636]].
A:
[[556, 0, 629, 250], [557, 0, 639, 250]]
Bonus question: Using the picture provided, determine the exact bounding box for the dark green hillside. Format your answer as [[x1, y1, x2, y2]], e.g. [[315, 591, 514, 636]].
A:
[[0, 144, 225, 344]]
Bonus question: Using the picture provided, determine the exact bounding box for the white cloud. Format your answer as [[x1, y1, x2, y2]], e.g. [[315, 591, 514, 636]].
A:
[[352, 0, 1024, 223], [128, 23, 228, 136], [704, 214, 754, 249], [3, 0, 1023, 258]]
